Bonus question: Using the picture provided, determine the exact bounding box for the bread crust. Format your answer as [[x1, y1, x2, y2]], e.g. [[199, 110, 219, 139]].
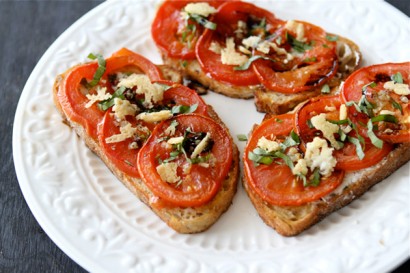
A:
[[243, 143, 410, 236], [53, 65, 239, 234]]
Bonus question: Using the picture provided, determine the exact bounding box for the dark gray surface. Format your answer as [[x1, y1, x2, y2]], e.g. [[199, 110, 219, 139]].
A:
[[0, 1, 408, 272]]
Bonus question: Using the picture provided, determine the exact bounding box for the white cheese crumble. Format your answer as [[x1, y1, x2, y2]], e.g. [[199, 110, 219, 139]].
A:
[[285, 20, 306, 41], [257, 136, 281, 153], [221, 37, 249, 66], [379, 110, 396, 116], [209, 41, 222, 54], [242, 36, 261, 49], [105, 122, 137, 143], [183, 2, 217, 17], [304, 137, 337, 177], [85, 86, 111, 108], [137, 110, 173, 123], [383, 81, 410, 95], [292, 158, 308, 176], [311, 113, 342, 150], [167, 136, 184, 145], [117, 74, 164, 108], [156, 162, 180, 184], [339, 104, 347, 120], [191, 132, 211, 158], [112, 98, 138, 120]]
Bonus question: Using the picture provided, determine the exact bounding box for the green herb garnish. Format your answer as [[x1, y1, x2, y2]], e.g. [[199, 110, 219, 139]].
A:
[[237, 134, 248, 141], [367, 120, 383, 148], [234, 55, 276, 71], [97, 86, 126, 111], [188, 13, 216, 30], [321, 84, 330, 94], [370, 114, 398, 123], [325, 34, 339, 42], [391, 72, 403, 84], [87, 53, 106, 87], [171, 104, 198, 115], [347, 136, 365, 160]]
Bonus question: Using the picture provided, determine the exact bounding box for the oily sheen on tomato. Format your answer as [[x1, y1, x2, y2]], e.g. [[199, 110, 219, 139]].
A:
[[151, 0, 225, 59], [294, 95, 392, 171], [56, 52, 165, 140], [243, 113, 344, 206], [195, 1, 281, 86], [137, 114, 233, 208], [253, 21, 338, 93], [341, 62, 410, 143]]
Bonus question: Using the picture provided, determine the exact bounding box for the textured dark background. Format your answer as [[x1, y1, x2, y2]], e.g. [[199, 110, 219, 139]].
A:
[[1, 1, 409, 272]]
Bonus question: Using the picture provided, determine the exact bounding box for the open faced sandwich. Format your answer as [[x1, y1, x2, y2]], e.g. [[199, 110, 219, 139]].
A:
[[53, 48, 239, 233]]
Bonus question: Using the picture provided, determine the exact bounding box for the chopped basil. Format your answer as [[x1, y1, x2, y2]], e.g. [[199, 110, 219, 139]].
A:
[[347, 136, 365, 160], [366, 120, 383, 148], [310, 168, 322, 187], [346, 94, 375, 117], [275, 118, 283, 123], [325, 34, 339, 42], [98, 86, 126, 111], [286, 32, 312, 53], [391, 72, 403, 84], [237, 134, 248, 141], [327, 119, 349, 125], [306, 119, 314, 129], [370, 114, 398, 123], [188, 13, 216, 30], [87, 53, 106, 87], [321, 84, 330, 94], [234, 55, 276, 71], [304, 57, 317, 63], [361, 81, 377, 95], [171, 103, 198, 115], [274, 151, 294, 170], [281, 130, 300, 149], [390, 97, 403, 114]]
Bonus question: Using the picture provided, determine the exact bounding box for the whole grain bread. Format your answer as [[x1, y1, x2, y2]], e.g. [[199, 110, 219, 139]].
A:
[[53, 64, 239, 234], [242, 142, 410, 237]]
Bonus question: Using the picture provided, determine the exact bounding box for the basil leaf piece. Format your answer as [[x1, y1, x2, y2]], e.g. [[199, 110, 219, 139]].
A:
[[325, 34, 339, 42], [327, 119, 349, 125], [237, 134, 248, 141], [371, 114, 398, 123], [189, 14, 217, 30], [171, 103, 198, 115], [366, 120, 383, 149], [87, 53, 106, 87], [274, 151, 294, 170], [390, 97, 403, 114], [234, 55, 276, 71], [98, 86, 126, 111], [347, 136, 365, 160], [391, 72, 403, 84], [309, 168, 322, 187], [281, 130, 300, 149], [286, 32, 312, 53], [361, 81, 377, 95], [321, 84, 330, 94]]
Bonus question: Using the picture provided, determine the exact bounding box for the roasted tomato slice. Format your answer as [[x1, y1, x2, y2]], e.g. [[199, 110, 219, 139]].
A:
[[99, 81, 209, 178], [244, 113, 344, 206], [137, 114, 233, 207], [252, 20, 338, 93], [340, 62, 410, 143], [195, 1, 282, 86], [151, 0, 225, 59], [56, 51, 165, 140], [295, 95, 392, 171]]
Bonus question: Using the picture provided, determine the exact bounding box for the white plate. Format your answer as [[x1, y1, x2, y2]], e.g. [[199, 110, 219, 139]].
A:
[[13, 0, 410, 272]]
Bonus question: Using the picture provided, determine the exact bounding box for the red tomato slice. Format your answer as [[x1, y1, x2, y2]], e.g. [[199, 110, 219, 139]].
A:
[[99, 81, 209, 178], [151, 0, 226, 59], [295, 95, 392, 171], [56, 53, 165, 140], [340, 62, 410, 143], [252, 21, 338, 93], [137, 114, 233, 207], [195, 1, 282, 86], [244, 113, 344, 206]]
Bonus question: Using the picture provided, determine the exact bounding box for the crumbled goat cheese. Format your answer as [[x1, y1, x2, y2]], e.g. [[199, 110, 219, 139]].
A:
[[167, 136, 184, 145], [117, 74, 164, 108], [156, 162, 180, 184], [242, 36, 261, 49], [379, 110, 396, 116], [137, 110, 173, 123], [311, 113, 342, 150], [285, 20, 306, 41], [383, 81, 410, 95], [183, 2, 217, 17], [105, 122, 137, 143], [221, 38, 249, 66], [257, 136, 281, 153], [339, 104, 347, 120], [209, 41, 222, 54], [85, 86, 111, 108], [292, 158, 308, 176], [112, 98, 138, 120], [191, 133, 211, 158], [304, 137, 337, 177]]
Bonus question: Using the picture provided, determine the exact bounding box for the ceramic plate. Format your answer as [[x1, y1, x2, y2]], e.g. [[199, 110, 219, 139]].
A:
[[13, 1, 410, 272]]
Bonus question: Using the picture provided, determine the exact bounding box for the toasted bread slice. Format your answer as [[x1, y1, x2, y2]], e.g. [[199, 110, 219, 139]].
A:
[[53, 64, 239, 234], [253, 35, 362, 114], [242, 142, 410, 236]]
